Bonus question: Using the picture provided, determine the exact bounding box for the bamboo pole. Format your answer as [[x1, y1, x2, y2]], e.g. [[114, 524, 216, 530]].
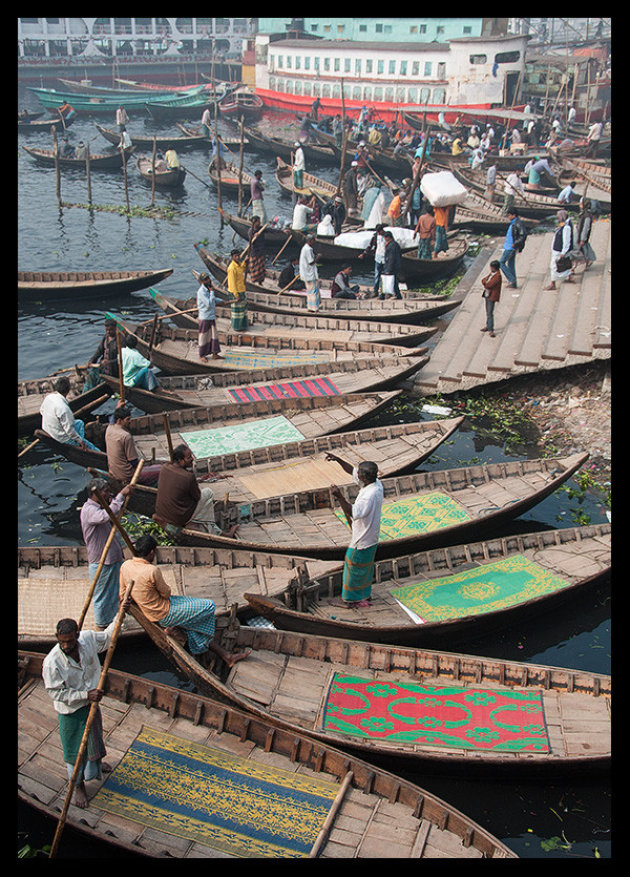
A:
[[150, 137, 157, 208], [214, 86, 223, 225], [162, 413, 175, 463], [52, 127, 62, 207], [237, 116, 245, 216], [120, 146, 130, 213], [85, 144, 92, 206], [309, 771, 354, 857], [116, 329, 125, 404], [48, 577, 136, 859], [77, 460, 145, 630]]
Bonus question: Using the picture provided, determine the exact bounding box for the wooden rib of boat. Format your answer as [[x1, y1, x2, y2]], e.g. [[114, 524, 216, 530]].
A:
[[18, 545, 336, 648], [449, 191, 541, 234], [33, 389, 402, 478], [136, 156, 186, 187], [208, 158, 254, 193], [18, 375, 110, 436], [151, 453, 589, 560], [127, 608, 610, 776], [243, 125, 339, 165], [244, 523, 611, 646], [399, 235, 469, 282], [22, 144, 135, 169], [18, 652, 516, 859], [99, 352, 430, 414], [95, 122, 206, 151], [218, 87, 263, 121], [106, 311, 426, 378], [150, 286, 437, 349], [18, 267, 173, 302], [453, 166, 611, 218], [195, 246, 460, 324], [275, 157, 338, 201]]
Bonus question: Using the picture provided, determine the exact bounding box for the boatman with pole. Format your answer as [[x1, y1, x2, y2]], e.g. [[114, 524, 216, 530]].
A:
[[328, 458, 383, 608]]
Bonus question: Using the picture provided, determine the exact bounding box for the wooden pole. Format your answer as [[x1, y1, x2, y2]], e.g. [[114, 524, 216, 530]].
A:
[[52, 127, 62, 207], [309, 771, 354, 858], [151, 137, 157, 208], [120, 146, 130, 213], [401, 111, 427, 219], [85, 144, 92, 206], [271, 232, 293, 266], [214, 87, 223, 225], [77, 460, 145, 630], [116, 329, 125, 404], [237, 115, 245, 216], [336, 78, 348, 195], [162, 413, 174, 463], [93, 488, 137, 555], [48, 577, 136, 859]]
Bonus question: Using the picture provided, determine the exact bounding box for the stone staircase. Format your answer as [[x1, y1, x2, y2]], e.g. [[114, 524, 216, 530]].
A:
[[413, 218, 611, 396]]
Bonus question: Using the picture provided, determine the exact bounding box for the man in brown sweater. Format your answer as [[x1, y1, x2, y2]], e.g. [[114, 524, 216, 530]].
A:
[[480, 259, 502, 338], [105, 404, 162, 486], [153, 443, 238, 538]]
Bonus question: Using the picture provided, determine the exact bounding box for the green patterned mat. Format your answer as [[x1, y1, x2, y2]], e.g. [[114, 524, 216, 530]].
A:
[[183, 414, 305, 458], [390, 554, 571, 622], [334, 491, 470, 542], [91, 726, 340, 858]]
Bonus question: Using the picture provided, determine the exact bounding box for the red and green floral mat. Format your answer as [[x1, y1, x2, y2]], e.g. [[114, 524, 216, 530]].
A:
[[321, 674, 551, 753]]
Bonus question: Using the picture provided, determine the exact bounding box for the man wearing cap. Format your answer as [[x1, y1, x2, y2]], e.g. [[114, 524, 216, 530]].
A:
[[293, 142, 305, 189]]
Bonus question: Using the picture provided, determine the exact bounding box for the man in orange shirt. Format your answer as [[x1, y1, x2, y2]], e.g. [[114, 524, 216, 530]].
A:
[[120, 534, 249, 665], [433, 204, 450, 257]]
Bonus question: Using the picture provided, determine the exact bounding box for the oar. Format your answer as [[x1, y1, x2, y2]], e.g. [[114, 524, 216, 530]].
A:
[[162, 413, 174, 463], [181, 163, 214, 191], [48, 577, 136, 859], [271, 232, 294, 266], [77, 459, 145, 630]]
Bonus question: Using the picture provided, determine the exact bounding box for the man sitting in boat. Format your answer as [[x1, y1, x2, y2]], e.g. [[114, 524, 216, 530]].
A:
[[121, 334, 160, 391], [39, 376, 101, 452], [119, 534, 248, 668], [277, 256, 305, 291], [164, 145, 180, 169], [292, 195, 317, 232], [331, 265, 362, 299], [153, 444, 239, 539]]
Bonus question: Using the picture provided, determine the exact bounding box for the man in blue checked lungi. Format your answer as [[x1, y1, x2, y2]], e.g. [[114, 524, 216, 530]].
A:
[[328, 458, 383, 608], [119, 535, 249, 666]]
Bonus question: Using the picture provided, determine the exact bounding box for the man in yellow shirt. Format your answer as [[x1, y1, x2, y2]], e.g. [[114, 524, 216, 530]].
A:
[[164, 146, 180, 169], [226, 248, 248, 331]]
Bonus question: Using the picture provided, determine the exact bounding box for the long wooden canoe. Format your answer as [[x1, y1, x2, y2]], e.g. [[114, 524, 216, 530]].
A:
[[136, 157, 186, 187], [127, 610, 610, 775], [106, 312, 426, 377], [150, 287, 437, 349], [243, 524, 611, 646], [99, 352, 429, 414], [243, 125, 339, 165], [18, 651, 517, 858], [17, 544, 337, 648], [18, 374, 110, 436], [95, 122, 207, 151], [22, 144, 135, 169], [218, 87, 264, 121], [152, 453, 590, 560], [275, 157, 339, 201], [18, 268, 173, 302], [399, 236, 469, 282], [195, 245, 461, 324], [208, 158, 254, 193], [33, 389, 402, 476]]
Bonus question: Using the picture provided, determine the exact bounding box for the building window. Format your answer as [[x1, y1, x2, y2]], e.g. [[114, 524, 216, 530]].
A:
[[334, 57, 340, 71], [295, 80, 302, 94], [494, 51, 520, 64], [286, 55, 291, 68], [470, 54, 487, 64], [323, 24, 331, 33], [384, 25, 392, 33], [311, 24, 318, 32], [314, 56, 320, 70], [436, 26, 444, 34], [407, 87, 418, 103], [410, 26, 418, 34], [463, 26, 472, 34], [374, 86, 383, 101], [304, 56, 310, 70], [324, 57, 330, 71], [352, 85, 361, 99], [412, 61, 419, 76], [304, 81, 312, 95], [424, 61, 432, 76], [337, 24, 344, 33], [400, 61, 407, 75], [437, 62, 446, 78], [359, 25, 367, 32], [375, 23, 383, 33], [385, 86, 394, 102], [420, 87, 431, 103], [345, 57, 351, 72], [366, 59, 373, 73], [364, 86, 372, 101], [322, 83, 330, 97], [388, 60, 396, 74], [295, 56, 301, 69], [396, 87, 406, 102], [277, 55, 283, 68], [355, 58, 361, 73], [433, 88, 446, 102], [377, 60, 384, 74], [420, 25, 427, 34]]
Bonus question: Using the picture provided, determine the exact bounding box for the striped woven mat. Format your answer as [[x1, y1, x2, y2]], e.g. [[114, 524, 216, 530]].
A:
[[228, 376, 340, 403]]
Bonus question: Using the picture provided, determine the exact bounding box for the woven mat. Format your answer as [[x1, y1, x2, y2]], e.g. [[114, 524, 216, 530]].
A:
[[184, 415, 305, 458], [389, 554, 571, 623], [321, 674, 550, 753], [221, 349, 331, 369], [334, 491, 470, 542], [228, 376, 340, 403], [91, 726, 340, 857]]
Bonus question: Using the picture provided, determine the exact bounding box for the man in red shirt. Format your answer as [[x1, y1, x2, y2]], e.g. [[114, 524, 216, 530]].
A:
[[480, 260, 502, 338]]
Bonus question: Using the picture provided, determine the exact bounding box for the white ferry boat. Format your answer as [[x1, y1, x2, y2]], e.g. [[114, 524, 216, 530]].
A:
[[252, 34, 530, 122]]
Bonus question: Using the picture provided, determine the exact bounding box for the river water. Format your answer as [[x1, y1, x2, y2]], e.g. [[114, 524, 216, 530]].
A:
[[17, 88, 611, 859]]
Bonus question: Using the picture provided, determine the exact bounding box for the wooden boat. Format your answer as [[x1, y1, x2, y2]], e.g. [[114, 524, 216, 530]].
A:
[[18, 652, 517, 859], [141, 452, 589, 560], [244, 523, 611, 646], [562, 157, 611, 195], [17, 544, 337, 648], [29, 83, 207, 113], [313, 127, 414, 178], [22, 144, 135, 169], [195, 246, 461, 324], [18, 267, 173, 302], [18, 114, 73, 132], [453, 166, 611, 218], [150, 286, 438, 349], [218, 86, 264, 121], [18, 374, 110, 436], [99, 352, 430, 414], [145, 94, 215, 121], [219, 208, 297, 247], [176, 123, 247, 151], [33, 389, 402, 478], [275, 157, 339, 201], [95, 122, 207, 151], [18, 266, 176, 302], [243, 125, 338, 165], [127, 609, 610, 776], [449, 191, 541, 234], [207, 158, 254, 193], [106, 312, 426, 378], [399, 236, 469, 282], [136, 156, 186, 187]]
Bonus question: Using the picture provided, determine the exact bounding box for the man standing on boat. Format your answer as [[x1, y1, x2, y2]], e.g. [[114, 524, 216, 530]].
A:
[[250, 169, 267, 223], [299, 235, 319, 310], [293, 142, 305, 189], [115, 105, 129, 132], [329, 460, 383, 608]]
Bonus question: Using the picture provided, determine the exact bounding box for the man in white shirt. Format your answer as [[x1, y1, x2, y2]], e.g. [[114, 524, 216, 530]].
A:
[[329, 459, 383, 607], [39, 376, 101, 450], [501, 170, 525, 214], [299, 235, 319, 307], [293, 142, 305, 189], [292, 195, 314, 231], [42, 609, 129, 807]]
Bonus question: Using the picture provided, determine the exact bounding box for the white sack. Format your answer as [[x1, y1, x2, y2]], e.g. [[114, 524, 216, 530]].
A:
[[420, 171, 468, 207]]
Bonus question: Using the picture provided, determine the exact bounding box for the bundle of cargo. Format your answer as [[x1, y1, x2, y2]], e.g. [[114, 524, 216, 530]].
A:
[[420, 170, 468, 207]]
